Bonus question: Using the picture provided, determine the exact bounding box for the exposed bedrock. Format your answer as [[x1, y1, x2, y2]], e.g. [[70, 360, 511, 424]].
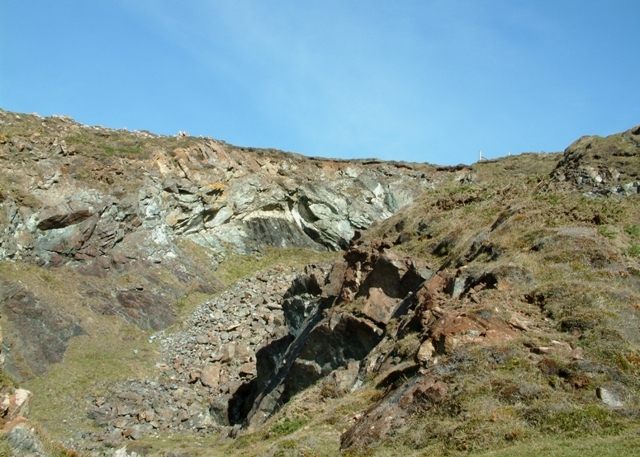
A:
[[0, 116, 433, 267], [229, 241, 435, 430], [0, 112, 435, 380]]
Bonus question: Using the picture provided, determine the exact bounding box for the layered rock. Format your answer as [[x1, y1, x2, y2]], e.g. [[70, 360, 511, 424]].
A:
[[0, 110, 434, 381], [0, 110, 433, 268]]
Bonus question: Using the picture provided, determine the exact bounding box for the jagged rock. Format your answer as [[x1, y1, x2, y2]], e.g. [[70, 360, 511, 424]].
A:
[[427, 310, 517, 355], [0, 111, 432, 383], [2, 418, 48, 457], [0, 112, 429, 267], [361, 287, 401, 325]]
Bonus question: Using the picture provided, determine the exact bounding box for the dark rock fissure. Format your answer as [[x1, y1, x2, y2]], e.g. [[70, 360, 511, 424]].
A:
[[231, 297, 334, 426]]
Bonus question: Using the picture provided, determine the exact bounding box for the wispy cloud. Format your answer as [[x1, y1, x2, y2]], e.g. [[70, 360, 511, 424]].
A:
[[6, 0, 640, 163]]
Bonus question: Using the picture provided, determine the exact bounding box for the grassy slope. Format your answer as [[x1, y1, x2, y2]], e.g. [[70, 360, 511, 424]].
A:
[[125, 152, 640, 456], [0, 261, 162, 439], [353, 152, 640, 456]]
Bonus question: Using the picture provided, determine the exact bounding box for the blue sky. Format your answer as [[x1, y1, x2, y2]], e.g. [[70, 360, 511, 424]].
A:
[[1, 1, 639, 164]]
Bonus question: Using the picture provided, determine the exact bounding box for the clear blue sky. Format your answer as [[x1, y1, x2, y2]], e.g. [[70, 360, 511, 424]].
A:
[[1, 1, 639, 164]]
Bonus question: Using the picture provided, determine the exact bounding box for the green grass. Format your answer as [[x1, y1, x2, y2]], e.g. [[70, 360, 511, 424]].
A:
[[0, 262, 164, 441], [268, 416, 309, 438], [24, 319, 161, 439], [475, 430, 640, 457], [624, 244, 640, 258], [598, 225, 617, 239], [624, 223, 640, 238], [215, 247, 340, 287], [0, 371, 17, 393]]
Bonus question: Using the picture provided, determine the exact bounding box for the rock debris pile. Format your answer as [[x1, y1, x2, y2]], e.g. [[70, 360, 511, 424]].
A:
[[79, 265, 307, 451]]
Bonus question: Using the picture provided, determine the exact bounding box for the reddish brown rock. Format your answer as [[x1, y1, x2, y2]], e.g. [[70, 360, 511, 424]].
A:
[[360, 287, 400, 325], [427, 310, 516, 354]]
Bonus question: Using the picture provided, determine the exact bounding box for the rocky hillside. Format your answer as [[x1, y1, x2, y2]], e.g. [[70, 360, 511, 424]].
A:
[[1, 111, 640, 457], [0, 109, 438, 382]]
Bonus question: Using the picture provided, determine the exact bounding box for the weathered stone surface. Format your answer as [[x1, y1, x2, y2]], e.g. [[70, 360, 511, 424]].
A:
[[3, 418, 47, 457], [0, 111, 433, 388], [341, 375, 448, 450], [427, 310, 516, 355], [323, 360, 361, 396], [361, 287, 400, 325], [200, 363, 221, 388], [9, 389, 32, 420], [597, 386, 624, 408], [0, 281, 85, 380], [416, 339, 436, 364], [116, 291, 175, 331], [37, 205, 94, 230], [550, 125, 640, 196], [0, 112, 432, 269]]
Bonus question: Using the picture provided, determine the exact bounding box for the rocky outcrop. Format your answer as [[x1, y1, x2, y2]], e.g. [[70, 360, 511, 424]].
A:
[[217, 242, 432, 430], [78, 267, 295, 449], [4, 111, 637, 456], [550, 124, 640, 197], [0, 110, 433, 269], [73, 243, 456, 449], [0, 110, 434, 378], [0, 245, 221, 381], [340, 375, 448, 449], [0, 237, 529, 452], [0, 389, 50, 457]]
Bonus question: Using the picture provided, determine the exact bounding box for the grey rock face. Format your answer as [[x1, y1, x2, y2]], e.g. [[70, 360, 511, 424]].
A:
[[5, 421, 48, 457], [0, 112, 433, 267]]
